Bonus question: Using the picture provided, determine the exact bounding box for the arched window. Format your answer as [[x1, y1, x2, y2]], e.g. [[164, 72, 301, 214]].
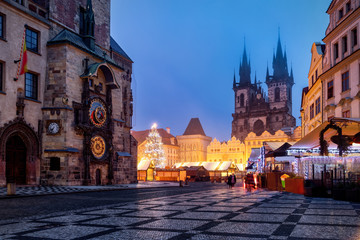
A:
[[240, 94, 244, 107], [275, 87, 280, 102]]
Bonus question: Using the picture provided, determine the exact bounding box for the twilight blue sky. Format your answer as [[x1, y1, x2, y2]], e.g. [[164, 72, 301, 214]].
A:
[[110, 0, 330, 141]]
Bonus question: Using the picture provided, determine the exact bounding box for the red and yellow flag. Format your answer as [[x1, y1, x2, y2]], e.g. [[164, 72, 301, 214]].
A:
[[19, 39, 27, 75]]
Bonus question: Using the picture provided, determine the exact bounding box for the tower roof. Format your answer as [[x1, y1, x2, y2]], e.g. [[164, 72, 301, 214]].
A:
[[183, 118, 206, 136]]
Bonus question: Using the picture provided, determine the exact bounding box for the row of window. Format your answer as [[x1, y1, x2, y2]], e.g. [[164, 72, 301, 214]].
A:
[[333, 28, 357, 61], [327, 70, 350, 99], [0, 12, 40, 99], [0, 61, 38, 99], [338, 1, 351, 21]]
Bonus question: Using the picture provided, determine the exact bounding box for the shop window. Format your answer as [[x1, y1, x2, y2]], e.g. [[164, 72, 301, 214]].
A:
[[327, 80, 334, 99], [342, 71, 349, 92], [26, 27, 39, 53], [315, 97, 321, 115], [50, 157, 60, 171], [25, 72, 38, 100]]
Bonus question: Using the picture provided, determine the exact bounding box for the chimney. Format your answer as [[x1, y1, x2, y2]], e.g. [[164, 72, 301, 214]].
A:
[[166, 127, 170, 134]]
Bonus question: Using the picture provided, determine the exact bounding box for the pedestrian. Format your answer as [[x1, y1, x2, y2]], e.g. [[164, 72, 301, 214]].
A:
[[227, 175, 232, 189], [245, 173, 255, 192], [230, 173, 236, 189]]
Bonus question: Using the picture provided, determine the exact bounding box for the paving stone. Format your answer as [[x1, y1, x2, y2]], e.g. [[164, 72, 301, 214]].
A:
[[138, 219, 209, 231], [247, 207, 295, 214], [231, 213, 288, 222], [207, 221, 280, 235], [304, 209, 358, 216], [290, 224, 360, 240], [122, 210, 177, 218], [172, 211, 228, 220], [22, 225, 110, 239], [88, 229, 181, 240], [298, 215, 360, 226]]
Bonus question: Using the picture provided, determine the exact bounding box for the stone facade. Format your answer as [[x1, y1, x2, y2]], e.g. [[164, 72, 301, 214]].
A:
[[232, 37, 296, 142], [207, 137, 246, 165], [0, 0, 137, 186]]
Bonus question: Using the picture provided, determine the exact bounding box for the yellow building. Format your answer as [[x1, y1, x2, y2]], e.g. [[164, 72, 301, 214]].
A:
[[301, 42, 325, 137], [177, 118, 212, 163], [132, 128, 179, 167], [207, 137, 245, 166], [244, 127, 301, 162]]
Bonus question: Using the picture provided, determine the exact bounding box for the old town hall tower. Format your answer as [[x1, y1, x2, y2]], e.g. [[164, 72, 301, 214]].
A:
[[232, 36, 296, 141]]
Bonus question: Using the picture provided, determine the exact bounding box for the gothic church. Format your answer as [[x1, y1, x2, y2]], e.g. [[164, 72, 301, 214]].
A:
[[232, 36, 296, 141]]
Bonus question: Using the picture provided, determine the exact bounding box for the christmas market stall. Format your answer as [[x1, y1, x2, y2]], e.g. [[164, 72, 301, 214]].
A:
[[137, 159, 155, 181], [288, 118, 360, 200]]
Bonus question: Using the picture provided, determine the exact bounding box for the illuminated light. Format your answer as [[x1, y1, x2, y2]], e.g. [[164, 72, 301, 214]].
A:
[[254, 176, 257, 189], [151, 123, 158, 129]]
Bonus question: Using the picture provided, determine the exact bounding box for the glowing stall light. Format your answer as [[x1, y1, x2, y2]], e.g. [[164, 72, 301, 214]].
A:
[[254, 175, 257, 189]]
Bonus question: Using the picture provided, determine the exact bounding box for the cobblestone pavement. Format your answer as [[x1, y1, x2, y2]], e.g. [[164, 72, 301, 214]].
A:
[[0, 181, 179, 198], [1, 187, 360, 240]]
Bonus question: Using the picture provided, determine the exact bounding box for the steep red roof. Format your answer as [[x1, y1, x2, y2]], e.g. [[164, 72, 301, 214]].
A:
[[183, 118, 206, 136], [131, 128, 178, 146]]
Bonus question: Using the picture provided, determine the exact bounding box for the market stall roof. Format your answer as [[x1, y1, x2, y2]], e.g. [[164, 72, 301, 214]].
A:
[[275, 156, 296, 162], [265, 142, 287, 151], [236, 163, 244, 171], [202, 162, 220, 171], [290, 119, 360, 150], [249, 148, 260, 161], [217, 161, 235, 171], [137, 159, 154, 171]]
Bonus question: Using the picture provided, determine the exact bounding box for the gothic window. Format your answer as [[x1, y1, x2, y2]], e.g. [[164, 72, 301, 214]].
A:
[[25, 72, 38, 100], [253, 119, 264, 136], [275, 87, 280, 102], [342, 71, 349, 92], [26, 27, 39, 53], [240, 94, 244, 107], [327, 80, 334, 99]]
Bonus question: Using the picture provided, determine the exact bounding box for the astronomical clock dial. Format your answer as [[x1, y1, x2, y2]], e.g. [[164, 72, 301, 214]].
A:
[[91, 136, 106, 159], [89, 99, 107, 127], [47, 121, 60, 134], [257, 93, 262, 99]]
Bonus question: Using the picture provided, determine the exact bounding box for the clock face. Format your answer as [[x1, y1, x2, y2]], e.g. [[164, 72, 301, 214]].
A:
[[48, 122, 60, 134], [89, 99, 107, 127], [91, 136, 106, 159]]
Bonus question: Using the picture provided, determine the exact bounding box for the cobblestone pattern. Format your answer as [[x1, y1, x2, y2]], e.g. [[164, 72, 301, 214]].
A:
[[0, 189, 360, 239]]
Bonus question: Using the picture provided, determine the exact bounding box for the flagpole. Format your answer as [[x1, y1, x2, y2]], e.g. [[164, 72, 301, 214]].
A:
[[14, 28, 26, 81]]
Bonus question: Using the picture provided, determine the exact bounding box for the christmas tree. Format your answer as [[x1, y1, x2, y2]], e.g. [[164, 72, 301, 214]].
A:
[[144, 123, 166, 168]]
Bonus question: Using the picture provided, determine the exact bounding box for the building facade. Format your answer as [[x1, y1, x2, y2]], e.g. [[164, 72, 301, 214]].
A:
[[177, 118, 212, 163], [301, 42, 325, 137], [232, 37, 296, 142], [0, 0, 137, 186], [207, 137, 246, 165], [132, 128, 179, 167], [322, 0, 360, 120]]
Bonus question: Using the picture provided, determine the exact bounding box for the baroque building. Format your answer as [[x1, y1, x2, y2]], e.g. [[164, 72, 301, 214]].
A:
[[132, 127, 179, 167], [232, 37, 296, 142], [0, 0, 137, 186], [207, 137, 245, 165]]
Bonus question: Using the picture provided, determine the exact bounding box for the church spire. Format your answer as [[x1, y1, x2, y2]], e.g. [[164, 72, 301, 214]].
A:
[[83, 0, 95, 50], [272, 30, 288, 80], [239, 43, 251, 86], [233, 70, 236, 88]]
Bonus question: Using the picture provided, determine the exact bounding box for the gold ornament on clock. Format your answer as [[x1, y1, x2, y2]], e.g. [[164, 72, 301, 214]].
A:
[[90, 136, 106, 159]]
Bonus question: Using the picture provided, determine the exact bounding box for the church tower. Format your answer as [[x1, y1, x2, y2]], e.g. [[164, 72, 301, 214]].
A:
[[231, 35, 296, 143], [266, 34, 296, 131]]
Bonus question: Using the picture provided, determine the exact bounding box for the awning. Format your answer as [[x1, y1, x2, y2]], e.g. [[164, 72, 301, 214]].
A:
[[202, 162, 221, 171], [116, 152, 132, 157], [275, 156, 296, 162], [248, 148, 260, 161], [265, 142, 287, 151], [217, 161, 234, 171], [290, 120, 360, 150]]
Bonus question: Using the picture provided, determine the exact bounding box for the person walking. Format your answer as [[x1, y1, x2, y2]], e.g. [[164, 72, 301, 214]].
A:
[[229, 173, 236, 189], [245, 173, 255, 192], [227, 175, 232, 189]]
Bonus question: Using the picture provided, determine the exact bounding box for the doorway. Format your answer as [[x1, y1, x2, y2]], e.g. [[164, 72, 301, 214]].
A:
[[6, 135, 27, 184], [95, 169, 101, 185]]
